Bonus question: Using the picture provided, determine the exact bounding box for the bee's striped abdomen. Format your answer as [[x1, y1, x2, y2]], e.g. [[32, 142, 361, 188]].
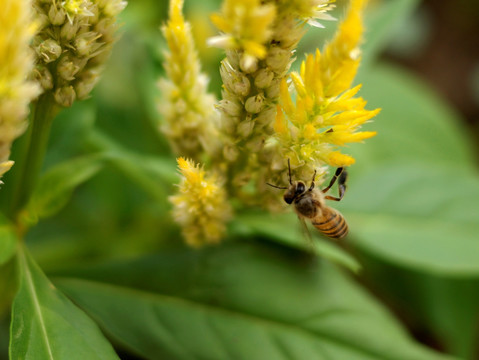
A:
[[312, 207, 348, 239]]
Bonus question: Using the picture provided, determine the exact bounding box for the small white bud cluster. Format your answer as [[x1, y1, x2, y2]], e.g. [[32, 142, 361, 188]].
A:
[[32, 0, 126, 107]]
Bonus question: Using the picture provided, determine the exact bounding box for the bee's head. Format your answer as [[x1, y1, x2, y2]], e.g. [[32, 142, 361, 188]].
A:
[[283, 181, 306, 204]]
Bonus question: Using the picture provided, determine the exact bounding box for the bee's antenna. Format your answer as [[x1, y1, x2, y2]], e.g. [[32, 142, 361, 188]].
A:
[[287, 158, 292, 185], [266, 183, 288, 190], [308, 170, 317, 191]]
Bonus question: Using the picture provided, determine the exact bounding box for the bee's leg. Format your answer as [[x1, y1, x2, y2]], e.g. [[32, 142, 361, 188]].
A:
[[308, 170, 317, 191], [324, 169, 348, 201], [321, 167, 344, 193]]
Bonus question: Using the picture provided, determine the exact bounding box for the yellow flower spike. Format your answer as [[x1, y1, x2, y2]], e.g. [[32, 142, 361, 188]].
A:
[[272, 0, 379, 184], [170, 158, 232, 248], [321, 0, 367, 97], [31, 0, 126, 107], [0, 0, 40, 183], [159, 0, 219, 159]]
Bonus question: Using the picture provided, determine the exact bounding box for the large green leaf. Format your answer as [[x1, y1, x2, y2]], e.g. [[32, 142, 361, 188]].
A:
[[340, 162, 479, 276], [9, 246, 118, 360], [351, 63, 475, 172], [359, 255, 479, 360], [336, 62, 479, 275], [55, 241, 457, 360], [233, 212, 361, 273]]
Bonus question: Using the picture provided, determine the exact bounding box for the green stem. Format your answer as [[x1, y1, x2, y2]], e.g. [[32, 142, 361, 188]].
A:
[[8, 94, 58, 218]]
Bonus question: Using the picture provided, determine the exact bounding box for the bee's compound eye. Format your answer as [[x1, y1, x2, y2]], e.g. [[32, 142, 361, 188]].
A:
[[283, 194, 293, 204], [296, 182, 305, 194]]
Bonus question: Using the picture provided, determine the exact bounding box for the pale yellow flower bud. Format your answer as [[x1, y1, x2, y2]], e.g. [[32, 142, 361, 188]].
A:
[[245, 93, 265, 114], [223, 145, 239, 162], [57, 55, 85, 81], [61, 20, 80, 40], [254, 69, 274, 88], [237, 119, 255, 138], [220, 62, 251, 97], [75, 69, 100, 99], [239, 55, 258, 73], [49, 4, 66, 25], [74, 32, 102, 57], [101, 0, 127, 17], [54, 86, 76, 107], [33, 66, 54, 91], [219, 100, 242, 117], [36, 39, 62, 63], [266, 47, 291, 73]]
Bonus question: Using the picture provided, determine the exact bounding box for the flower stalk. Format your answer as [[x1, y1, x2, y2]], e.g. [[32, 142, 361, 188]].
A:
[[5, 94, 58, 217]]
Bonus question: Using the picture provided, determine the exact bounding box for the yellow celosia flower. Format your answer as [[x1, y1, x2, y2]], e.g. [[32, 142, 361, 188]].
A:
[[32, 0, 127, 107], [273, 0, 379, 181], [209, 0, 336, 194], [0, 0, 40, 183], [170, 158, 231, 247], [158, 0, 219, 159], [208, 0, 276, 70]]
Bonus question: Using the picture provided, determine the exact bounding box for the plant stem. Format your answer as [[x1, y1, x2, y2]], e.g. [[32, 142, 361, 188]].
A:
[[8, 94, 58, 218]]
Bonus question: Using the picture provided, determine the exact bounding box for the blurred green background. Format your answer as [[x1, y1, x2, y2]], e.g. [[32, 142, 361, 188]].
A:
[[2, 0, 479, 359]]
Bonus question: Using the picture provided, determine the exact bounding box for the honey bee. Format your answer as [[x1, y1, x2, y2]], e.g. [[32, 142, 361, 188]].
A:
[[267, 160, 349, 239]]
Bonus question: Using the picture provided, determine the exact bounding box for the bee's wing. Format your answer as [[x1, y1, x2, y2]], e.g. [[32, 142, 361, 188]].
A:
[[297, 215, 316, 254]]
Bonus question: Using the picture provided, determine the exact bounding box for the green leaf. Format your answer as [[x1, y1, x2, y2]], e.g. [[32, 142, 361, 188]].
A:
[[352, 63, 475, 171], [9, 245, 118, 360], [55, 241, 457, 360], [233, 211, 361, 273], [25, 154, 104, 222], [356, 251, 479, 359], [88, 130, 176, 201], [341, 162, 479, 276], [0, 218, 17, 265]]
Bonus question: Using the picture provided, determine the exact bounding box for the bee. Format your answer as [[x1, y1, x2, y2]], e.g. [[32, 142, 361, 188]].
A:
[[267, 160, 349, 239]]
